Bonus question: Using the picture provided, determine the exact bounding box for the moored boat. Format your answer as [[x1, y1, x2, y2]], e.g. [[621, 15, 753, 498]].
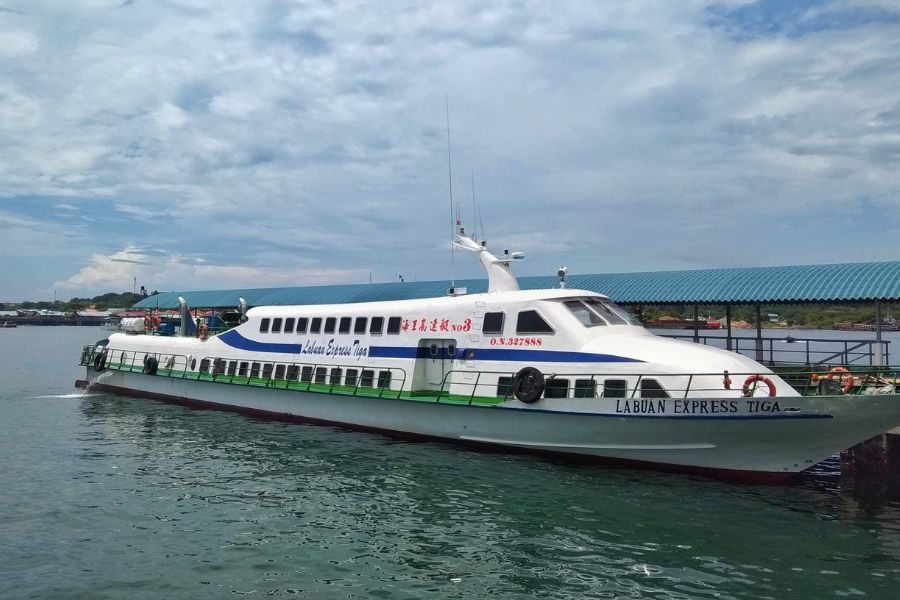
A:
[[75, 228, 900, 481]]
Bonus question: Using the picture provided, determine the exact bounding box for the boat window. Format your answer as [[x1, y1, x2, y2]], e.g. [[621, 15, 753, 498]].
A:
[[345, 369, 358, 387], [564, 300, 606, 327], [227, 361, 237, 376], [544, 378, 569, 399], [260, 318, 271, 333], [497, 376, 514, 398], [329, 368, 342, 385], [284, 318, 295, 333], [286, 365, 299, 381], [310, 317, 322, 334], [274, 364, 286, 379], [214, 359, 226, 375], [238, 361, 248, 376], [574, 379, 597, 398], [271, 318, 283, 333], [483, 312, 505, 334], [339, 317, 352, 334], [191, 358, 197, 371], [361, 369, 375, 387], [300, 366, 313, 383], [324, 317, 336, 334], [640, 379, 669, 398], [262, 363, 273, 379], [370, 316, 384, 334], [296, 318, 308, 334], [315, 367, 327, 384], [200, 358, 211, 373], [250, 362, 261, 378], [354, 317, 368, 334], [602, 379, 628, 398], [387, 316, 402, 334], [516, 310, 554, 334], [377, 370, 392, 389], [584, 299, 628, 325]]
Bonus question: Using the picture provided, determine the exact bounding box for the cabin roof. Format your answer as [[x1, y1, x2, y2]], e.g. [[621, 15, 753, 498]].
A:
[[133, 260, 900, 310]]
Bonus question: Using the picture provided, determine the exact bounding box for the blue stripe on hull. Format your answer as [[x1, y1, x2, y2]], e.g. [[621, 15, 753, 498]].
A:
[[218, 330, 301, 354], [455, 348, 643, 363], [219, 330, 641, 363]]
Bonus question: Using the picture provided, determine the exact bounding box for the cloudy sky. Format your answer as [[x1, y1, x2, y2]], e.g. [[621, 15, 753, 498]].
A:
[[1, 0, 899, 302]]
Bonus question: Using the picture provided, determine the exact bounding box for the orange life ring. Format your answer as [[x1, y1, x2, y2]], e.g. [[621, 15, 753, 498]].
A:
[[742, 374, 776, 397], [825, 367, 854, 394], [199, 323, 209, 341], [152, 315, 160, 329], [144, 315, 152, 330]]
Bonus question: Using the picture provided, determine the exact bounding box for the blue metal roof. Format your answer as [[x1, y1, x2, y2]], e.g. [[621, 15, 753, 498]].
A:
[[133, 260, 900, 310]]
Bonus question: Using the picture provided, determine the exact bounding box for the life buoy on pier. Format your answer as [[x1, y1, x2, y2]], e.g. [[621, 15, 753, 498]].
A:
[[513, 367, 544, 403], [144, 315, 152, 330], [143, 355, 158, 375], [825, 367, 854, 394], [742, 374, 776, 397], [199, 323, 209, 341], [93, 351, 107, 372]]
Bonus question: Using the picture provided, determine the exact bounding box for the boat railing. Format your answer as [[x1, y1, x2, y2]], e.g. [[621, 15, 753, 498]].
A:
[[438, 367, 899, 402], [659, 333, 891, 366], [80, 345, 408, 399], [79, 345, 897, 402]]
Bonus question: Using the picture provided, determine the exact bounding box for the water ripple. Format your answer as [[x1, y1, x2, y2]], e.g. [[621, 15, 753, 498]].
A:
[[2, 332, 900, 600]]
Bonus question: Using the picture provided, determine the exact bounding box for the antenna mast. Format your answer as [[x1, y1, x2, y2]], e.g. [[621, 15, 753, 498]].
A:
[[446, 96, 456, 287], [471, 172, 477, 241]]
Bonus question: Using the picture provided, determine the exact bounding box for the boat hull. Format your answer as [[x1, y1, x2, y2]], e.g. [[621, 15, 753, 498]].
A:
[[78, 368, 900, 481]]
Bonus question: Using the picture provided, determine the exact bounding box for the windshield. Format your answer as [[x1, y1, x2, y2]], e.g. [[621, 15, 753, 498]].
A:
[[564, 298, 641, 327], [564, 300, 605, 326]]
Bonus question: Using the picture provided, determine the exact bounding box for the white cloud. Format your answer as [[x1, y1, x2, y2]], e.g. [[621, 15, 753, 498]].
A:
[[0, 83, 41, 131], [0, 0, 897, 300], [0, 29, 38, 57], [52, 245, 369, 296]]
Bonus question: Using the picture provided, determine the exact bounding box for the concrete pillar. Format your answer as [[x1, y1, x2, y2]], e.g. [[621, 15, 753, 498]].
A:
[[725, 304, 733, 352], [693, 303, 700, 343], [875, 301, 884, 366], [755, 303, 763, 363]]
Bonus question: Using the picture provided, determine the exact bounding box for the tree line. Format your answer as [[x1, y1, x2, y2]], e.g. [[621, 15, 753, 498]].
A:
[[1, 292, 150, 312]]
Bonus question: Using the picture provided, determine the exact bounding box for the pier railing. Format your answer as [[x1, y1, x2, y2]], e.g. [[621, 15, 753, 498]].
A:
[[660, 333, 890, 366]]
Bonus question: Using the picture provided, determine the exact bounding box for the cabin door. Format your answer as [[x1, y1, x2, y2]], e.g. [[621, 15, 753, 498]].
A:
[[413, 338, 456, 394]]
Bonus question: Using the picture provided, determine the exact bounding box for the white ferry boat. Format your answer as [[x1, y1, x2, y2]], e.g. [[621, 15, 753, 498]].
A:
[[76, 229, 900, 481]]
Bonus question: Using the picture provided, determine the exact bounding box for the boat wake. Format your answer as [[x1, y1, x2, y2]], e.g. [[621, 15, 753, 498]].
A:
[[33, 392, 102, 399]]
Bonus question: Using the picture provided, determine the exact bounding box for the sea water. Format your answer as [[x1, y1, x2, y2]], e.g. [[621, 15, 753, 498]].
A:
[[1, 326, 899, 599]]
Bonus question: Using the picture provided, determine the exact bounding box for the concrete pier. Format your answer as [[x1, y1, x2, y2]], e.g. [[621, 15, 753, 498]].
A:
[[840, 430, 900, 499]]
